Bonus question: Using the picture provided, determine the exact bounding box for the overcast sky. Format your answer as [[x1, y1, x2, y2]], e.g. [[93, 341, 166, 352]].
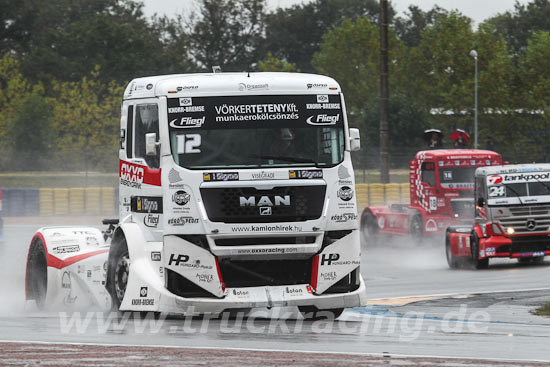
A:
[[141, 0, 533, 25]]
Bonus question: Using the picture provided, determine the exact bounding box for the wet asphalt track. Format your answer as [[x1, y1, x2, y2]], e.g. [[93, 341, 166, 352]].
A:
[[1, 218, 550, 365]]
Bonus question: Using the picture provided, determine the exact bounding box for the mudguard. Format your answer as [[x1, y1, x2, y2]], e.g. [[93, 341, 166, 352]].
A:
[[25, 227, 111, 310]]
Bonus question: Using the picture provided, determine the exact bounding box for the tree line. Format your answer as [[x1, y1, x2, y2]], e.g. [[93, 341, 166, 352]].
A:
[[1, 0, 550, 172]]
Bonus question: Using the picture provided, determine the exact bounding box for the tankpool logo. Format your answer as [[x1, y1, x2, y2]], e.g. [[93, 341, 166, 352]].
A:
[[487, 175, 503, 185]]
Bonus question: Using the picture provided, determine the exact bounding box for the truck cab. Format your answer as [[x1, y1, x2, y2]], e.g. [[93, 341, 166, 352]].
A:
[[362, 149, 501, 243], [446, 164, 550, 268], [25, 72, 367, 318]]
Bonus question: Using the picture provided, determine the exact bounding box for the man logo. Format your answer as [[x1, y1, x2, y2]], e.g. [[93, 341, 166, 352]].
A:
[[260, 207, 272, 216], [526, 219, 536, 231]]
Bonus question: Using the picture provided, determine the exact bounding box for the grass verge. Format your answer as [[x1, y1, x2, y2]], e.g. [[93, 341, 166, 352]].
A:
[[533, 304, 550, 317]]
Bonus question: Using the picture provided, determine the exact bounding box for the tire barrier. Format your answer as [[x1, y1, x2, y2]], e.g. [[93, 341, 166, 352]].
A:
[[354, 183, 411, 210], [1, 184, 408, 216], [1, 187, 117, 217]]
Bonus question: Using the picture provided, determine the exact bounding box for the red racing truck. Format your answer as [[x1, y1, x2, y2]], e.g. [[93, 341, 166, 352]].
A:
[[361, 149, 502, 244], [446, 164, 550, 269]]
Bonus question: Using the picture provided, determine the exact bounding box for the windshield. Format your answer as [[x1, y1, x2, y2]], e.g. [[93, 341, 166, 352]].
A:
[[486, 171, 550, 205], [439, 167, 477, 189], [167, 94, 345, 169]]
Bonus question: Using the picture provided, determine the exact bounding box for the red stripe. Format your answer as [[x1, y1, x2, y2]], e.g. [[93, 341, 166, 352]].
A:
[[215, 258, 225, 292], [310, 255, 319, 292], [47, 249, 109, 269]]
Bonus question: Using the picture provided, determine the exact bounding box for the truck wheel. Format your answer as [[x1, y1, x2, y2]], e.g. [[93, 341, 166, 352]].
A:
[[409, 214, 423, 244], [361, 211, 379, 245], [26, 238, 48, 309], [298, 306, 344, 320], [445, 232, 459, 269], [471, 232, 489, 269], [107, 238, 130, 309]]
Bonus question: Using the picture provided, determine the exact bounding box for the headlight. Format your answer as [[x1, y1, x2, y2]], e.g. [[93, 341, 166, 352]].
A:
[[506, 227, 515, 235]]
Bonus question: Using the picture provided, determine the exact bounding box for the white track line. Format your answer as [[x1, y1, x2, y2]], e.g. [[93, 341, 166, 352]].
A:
[[368, 286, 550, 303], [0, 339, 549, 364]]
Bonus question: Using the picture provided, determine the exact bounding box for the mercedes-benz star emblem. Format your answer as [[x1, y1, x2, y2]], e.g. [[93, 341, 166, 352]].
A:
[[526, 218, 536, 231]]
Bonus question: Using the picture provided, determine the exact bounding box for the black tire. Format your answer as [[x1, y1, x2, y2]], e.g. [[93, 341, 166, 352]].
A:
[[298, 306, 344, 320], [409, 214, 423, 245], [471, 232, 489, 269], [445, 231, 459, 269], [106, 238, 130, 310], [361, 211, 379, 245], [26, 238, 48, 309]]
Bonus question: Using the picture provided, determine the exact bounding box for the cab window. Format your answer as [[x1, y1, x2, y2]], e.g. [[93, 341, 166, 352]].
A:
[[421, 162, 435, 187], [134, 104, 159, 168]]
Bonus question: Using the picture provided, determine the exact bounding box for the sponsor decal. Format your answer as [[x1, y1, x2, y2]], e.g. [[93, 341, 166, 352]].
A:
[[285, 286, 304, 296], [196, 273, 214, 283], [306, 114, 339, 126], [320, 253, 360, 266], [486, 247, 496, 256], [251, 171, 275, 180], [169, 116, 205, 129], [487, 175, 503, 185], [140, 287, 148, 297], [85, 236, 99, 247], [330, 213, 357, 223], [239, 83, 269, 91], [168, 254, 189, 266], [320, 271, 337, 281], [119, 160, 161, 187], [289, 170, 323, 179], [53, 245, 80, 254], [61, 272, 71, 289], [151, 252, 161, 261], [236, 248, 298, 254], [338, 165, 351, 180], [321, 253, 340, 266], [144, 214, 160, 228], [173, 190, 191, 206], [337, 186, 354, 201], [307, 83, 328, 89], [168, 168, 183, 183], [231, 224, 303, 233], [131, 196, 163, 213], [232, 289, 249, 297], [146, 83, 153, 90], [72, 230, 95, 235], [203, 172, 239, 181], [169, 106, 205, 113], [131, 298, 155, 306], [179, 97, 192, 106], [425, 219, 438, 232], [167, 216, 199, 226], [87, 270, 92, 279], [177, 85, 199, 91], [317, 95, 329, 103]]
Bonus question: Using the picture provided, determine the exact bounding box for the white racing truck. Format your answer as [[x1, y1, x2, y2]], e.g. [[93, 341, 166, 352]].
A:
[[25, 72, 367, 319]]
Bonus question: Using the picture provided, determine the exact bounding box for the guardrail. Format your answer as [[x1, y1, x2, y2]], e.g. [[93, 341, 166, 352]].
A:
[[0, 184, 410, 216]]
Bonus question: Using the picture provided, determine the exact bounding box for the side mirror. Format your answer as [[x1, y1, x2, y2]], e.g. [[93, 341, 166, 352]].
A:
[[349, 128, 360, 151], [477, 197, 485, 208], [145, 133, 159, 156]]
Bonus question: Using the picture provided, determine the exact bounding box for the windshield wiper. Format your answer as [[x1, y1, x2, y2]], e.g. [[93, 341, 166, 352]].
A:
[[505, 185, 524, 205], [533, 177, 550, 195]]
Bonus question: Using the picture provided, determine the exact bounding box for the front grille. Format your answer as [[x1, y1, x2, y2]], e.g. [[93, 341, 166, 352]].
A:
[[218, 258, 312, 287], [497, 204, 550, 234], [215, 236, 316, 246], [201, 185, 326, 223]]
